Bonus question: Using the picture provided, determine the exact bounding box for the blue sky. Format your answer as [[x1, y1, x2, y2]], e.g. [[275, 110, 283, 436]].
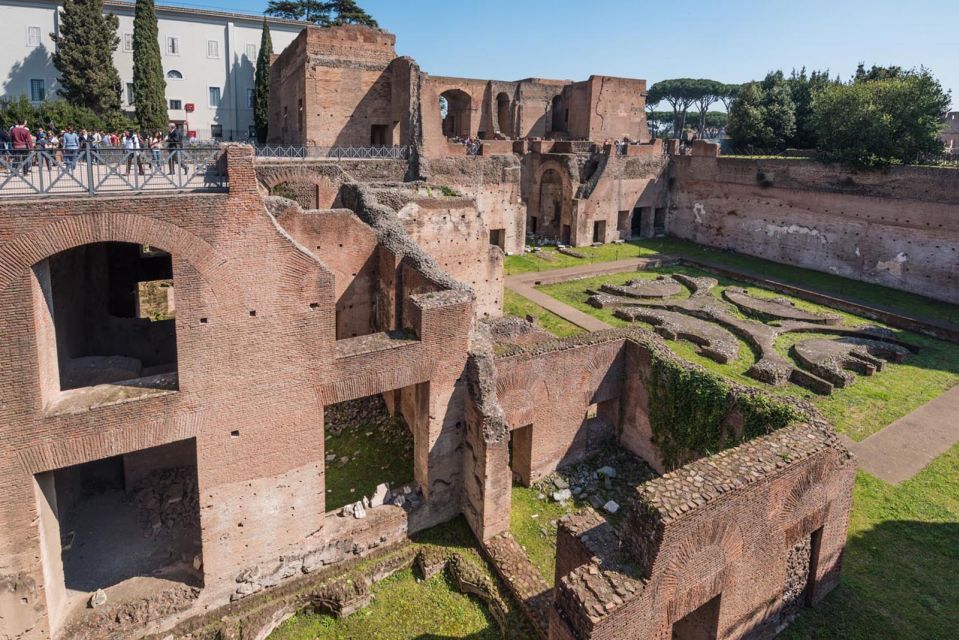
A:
[[178, 0, 956, 109]]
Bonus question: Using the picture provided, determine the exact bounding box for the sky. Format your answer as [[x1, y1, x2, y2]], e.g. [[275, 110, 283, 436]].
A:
[[173, 0, 957, 109]]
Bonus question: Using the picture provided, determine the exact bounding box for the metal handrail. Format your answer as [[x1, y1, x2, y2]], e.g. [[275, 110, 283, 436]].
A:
[[253, 144, 410, 160], [0, 146, 228, 198]]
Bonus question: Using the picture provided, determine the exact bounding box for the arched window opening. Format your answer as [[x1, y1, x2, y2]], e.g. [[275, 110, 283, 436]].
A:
[[439, 89, 472, 139], [551, 94, 568, 134], [496, 92, 511, 137], [166, 70, 183, 79], [32, 242, 178, 395]]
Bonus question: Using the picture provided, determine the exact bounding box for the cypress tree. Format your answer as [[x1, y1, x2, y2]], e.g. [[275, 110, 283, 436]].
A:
[[254, 19, 273, 144], [132, 0, 168, 133], [50, 0, 122, 114]]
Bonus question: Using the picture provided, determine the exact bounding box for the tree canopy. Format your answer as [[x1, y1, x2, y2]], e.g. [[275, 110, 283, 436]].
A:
[[648, 79, 738, 138], [812, 68, 950, 167], [265, 0, 378, 26], [727, 72, 796, 152], [50, 0, 122, 115]]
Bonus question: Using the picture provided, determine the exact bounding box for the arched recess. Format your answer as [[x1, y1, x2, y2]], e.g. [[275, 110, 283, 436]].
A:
[[551, 94, 568, 134], [496, 92, 512, 137], [539, 169, 566, 228], [440, 89, 473, 139], [0, 212, 243, 308], [257, 167, 343, 209]]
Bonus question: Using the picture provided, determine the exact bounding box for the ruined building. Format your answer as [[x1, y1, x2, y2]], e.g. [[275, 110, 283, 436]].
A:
[[11, 21, 959, 640]]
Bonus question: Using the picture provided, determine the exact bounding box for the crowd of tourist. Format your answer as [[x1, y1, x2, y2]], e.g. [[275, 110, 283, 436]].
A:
[[0, 121, 197, 176]]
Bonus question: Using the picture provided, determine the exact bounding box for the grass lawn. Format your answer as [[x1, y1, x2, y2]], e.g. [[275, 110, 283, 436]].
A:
[[781, 444, 959, 640], [531, 265, 959, 441], [509, 485, 581, 586], [270, 517, 537, 640], [269, 568, 500, 640], [504, 238, 959, 327], [502, 289, 583, 338], [324, 414, 414, 512]]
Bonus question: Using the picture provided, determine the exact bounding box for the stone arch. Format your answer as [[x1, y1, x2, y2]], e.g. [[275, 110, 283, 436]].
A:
[[439, 89, 473, 139], [655, 519, 745, 611], [256, 166, 343, 209], [0, 211, 244, 310]]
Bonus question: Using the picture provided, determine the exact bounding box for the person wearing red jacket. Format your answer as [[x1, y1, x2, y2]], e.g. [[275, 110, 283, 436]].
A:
[[9, 120, 34, 175]]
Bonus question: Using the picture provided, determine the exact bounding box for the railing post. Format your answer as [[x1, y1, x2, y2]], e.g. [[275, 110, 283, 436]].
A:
[[86, 150, 95, 195]]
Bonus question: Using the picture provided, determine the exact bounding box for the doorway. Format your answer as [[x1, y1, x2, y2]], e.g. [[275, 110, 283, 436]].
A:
[[672, 594, 721, 640]]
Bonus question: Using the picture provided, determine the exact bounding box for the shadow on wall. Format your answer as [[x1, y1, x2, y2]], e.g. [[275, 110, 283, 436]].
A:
[[218, 52, 255, 141], [780, 520, 959, 640], [327, 68, 396, 148], [5, 45, 54, 98]]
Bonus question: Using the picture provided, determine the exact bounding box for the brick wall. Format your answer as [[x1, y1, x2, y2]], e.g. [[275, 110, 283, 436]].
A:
[[669, 156, 959, 304]]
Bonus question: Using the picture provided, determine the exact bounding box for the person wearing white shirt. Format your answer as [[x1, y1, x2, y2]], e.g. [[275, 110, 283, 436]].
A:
[[123, 130, 144, 176]]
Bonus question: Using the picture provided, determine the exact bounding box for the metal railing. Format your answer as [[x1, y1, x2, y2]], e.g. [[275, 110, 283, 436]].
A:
[[0, 146, 228, 198], [253, 144, 410, 160]]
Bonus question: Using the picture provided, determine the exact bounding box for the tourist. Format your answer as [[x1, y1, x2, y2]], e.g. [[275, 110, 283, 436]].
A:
[[35, 129, 54, 170], [166, 123, 185, 175], [147, 131, 163, 170], [61, 126, 80, 171], [10, 120, 35, 174], [122, 130, 144, 176]]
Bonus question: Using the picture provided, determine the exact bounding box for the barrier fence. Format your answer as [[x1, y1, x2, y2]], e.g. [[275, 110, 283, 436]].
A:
[[0, 146, 228, 198], [254, 145, 410, 160]]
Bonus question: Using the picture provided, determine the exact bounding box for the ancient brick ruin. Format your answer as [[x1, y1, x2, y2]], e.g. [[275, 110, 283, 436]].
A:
[[11, 21, 959, 640]]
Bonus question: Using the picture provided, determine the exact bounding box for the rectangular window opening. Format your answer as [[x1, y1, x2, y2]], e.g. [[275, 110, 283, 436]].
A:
[[30, 79, 46, 102]]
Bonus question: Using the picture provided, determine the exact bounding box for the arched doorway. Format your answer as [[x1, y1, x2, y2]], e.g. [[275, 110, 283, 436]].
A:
[[496, 92, 511, 137], [538, 168, 566, 240], [440, 89, 472, 139], [551, 94, 568, 135]]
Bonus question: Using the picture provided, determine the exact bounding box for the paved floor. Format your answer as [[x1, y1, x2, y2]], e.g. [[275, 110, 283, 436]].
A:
[[506, 255, 959, 484], [845, 385, 959, 484]]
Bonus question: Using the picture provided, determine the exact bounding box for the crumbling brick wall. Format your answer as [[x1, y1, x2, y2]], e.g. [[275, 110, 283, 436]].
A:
[[669, 156, 959, 304]]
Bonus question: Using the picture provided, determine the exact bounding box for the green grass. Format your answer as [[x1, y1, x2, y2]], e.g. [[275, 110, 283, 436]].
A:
[[502, 289, 583, 338], [781, 445, 959, 640], [270, 517, 537, 640], [503, 238, 959, 327], [532, 264, 959, 440], [509, 485, 581, 586], [269, 568, 499, 640], [324, 416, 414, 512]]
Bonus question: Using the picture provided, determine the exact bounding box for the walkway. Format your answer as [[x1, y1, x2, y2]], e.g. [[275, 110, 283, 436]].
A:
[[505, 257, 674, 332], [506, 255, 959, 484], [845, 385, 959, 485]]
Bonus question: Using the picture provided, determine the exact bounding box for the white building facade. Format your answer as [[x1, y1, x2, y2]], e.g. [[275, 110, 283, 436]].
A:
[[0, 0, 305, 140]]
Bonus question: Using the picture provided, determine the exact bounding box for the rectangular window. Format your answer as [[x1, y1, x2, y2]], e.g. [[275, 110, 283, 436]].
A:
[[210, 124, 223, 139], [166, 36, 179, 55], [208, 87, 221, 108], [27, 26, 42, 47], [123, 33, 133, 52], [207, 40, 219, 58], [169, 99, 182, 110], [30, 79, 46, 102], [246, 88, 255, 109], [126, 83, 135, 105], [245, 44, 256, 60]]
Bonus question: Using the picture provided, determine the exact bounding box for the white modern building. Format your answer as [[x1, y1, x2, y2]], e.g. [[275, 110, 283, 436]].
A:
[[0, 0, 305, 140]]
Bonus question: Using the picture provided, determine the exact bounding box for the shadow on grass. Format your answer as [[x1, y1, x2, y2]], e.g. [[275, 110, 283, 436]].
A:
[[782, 520, 959, 640]]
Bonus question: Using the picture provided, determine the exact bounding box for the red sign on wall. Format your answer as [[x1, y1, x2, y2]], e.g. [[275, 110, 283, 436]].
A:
[[184, 103, 195, 113]]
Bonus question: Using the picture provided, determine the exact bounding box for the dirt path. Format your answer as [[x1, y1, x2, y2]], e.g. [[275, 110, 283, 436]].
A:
[[844, 386, 959, 484]]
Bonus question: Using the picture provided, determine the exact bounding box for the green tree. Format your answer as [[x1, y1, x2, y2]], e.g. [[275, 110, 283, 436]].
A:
[[719, 84, 740, 112], [50, 0, 122, 114], [132, 0, 168, 132], [691, 79, 725, 136], [325, 0, 378, 26], [813, 68, 951, 167], [787, 68, 837, 149], [647, 79, 701, 138], [727, 72, 796, 152], [265, 1, 329, 23], [254, 18, 274, 143]]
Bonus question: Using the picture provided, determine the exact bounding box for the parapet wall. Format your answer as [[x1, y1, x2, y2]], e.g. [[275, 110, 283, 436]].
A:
[[669, 156, 959, 304]]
